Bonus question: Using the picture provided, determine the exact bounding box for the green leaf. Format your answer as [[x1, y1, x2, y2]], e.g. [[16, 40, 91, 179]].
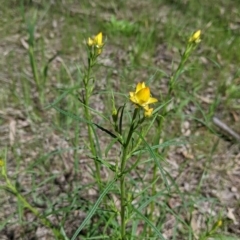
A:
[[42, 52, 59, 84], [105, 138, 119, 157], [119, 104, 126, 135], [132, 207, 166, 240], [93, 123, 121, 143], [132, 139, 185, 156], [209, 235, 240, 240], [45, 88, 76, 110], [134, 130, 170, 192], [92, 156, 116, 172], [70, 179, 116, 240]]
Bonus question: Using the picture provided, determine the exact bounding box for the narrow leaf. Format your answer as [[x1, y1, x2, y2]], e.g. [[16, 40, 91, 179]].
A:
[[71, 179, 116, 240], [132, 207, 166, 240]]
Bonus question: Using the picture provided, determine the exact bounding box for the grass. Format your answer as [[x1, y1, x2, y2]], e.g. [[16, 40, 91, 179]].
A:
[[0, 0, 240, 239]]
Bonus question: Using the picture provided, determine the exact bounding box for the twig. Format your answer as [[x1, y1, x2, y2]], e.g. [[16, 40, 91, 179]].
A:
[[213, 116, 240, 142]]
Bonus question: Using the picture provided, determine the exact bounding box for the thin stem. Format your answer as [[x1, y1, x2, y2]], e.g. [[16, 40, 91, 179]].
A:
[[149, 61, 184, 234], [120, 147, 127, 239], [148, 108, 165, 236], [120, 109, 138, 239], [150, 48, 198, 234], [28, 45, 44, 105], [169, 44, 194, 91], [85, 105, 102, 186], [83, 57, 102, 189], [4, 177, 64, 239], [73, 119, 80, 173], [149, 43, 196, 235]]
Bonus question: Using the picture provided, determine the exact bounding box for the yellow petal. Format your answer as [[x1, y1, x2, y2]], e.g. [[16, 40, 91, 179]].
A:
[[87, 32, 103, 48], [146, 96, 158, 104], [136, 82, 145, 92], [136, 87, 150, 104], [129, 92, 135, 97], [193, 30, 201, 39], [189, 30, 201, 43], [144, 108, 153, 117], [129, 82, 158, 111], [95, 32, 103, 46], [87, 37, 94, 46], [130, 95, 138, 105]]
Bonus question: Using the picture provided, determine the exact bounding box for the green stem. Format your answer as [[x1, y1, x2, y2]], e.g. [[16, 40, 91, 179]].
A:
[[83, 57, 102, 189], [29, 45, 43, 104], [148, 108, 165, 236], [85, 104, 102, 187], [4, 177, 64, 239], [120, 147, 127, 239], [149, 43, 194, 236], [149, 68, 181, 234], [120, 109, 138, 239], [73, 119, 80, 173], [149, 162, 157, 221], [169, 44, 193, 91]]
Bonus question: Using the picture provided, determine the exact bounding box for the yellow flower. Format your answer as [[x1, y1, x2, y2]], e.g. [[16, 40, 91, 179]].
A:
[[216, 220, 223, 227], [87, 32, 103, 54], [144, 106, 154, 117], [129, 82, 158, 116], [189, 30, 201, 43]]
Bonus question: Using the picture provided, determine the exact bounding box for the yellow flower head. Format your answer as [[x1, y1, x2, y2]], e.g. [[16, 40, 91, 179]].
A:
[[144, 106, 154, 117], [216, 220, 223, 228], [188, 30, 201, 43], [129, 82, 158, 117], [87, 32, 103, 54]]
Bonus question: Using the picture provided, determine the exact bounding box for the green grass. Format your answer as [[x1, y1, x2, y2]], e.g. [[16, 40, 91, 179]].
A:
[[0, 0, 240, 239]]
